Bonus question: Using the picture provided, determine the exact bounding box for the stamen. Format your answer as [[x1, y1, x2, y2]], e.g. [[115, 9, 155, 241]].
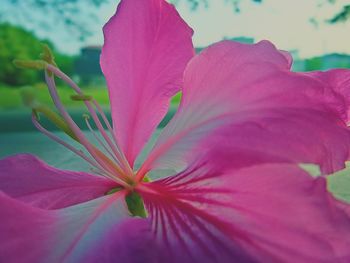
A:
[[40, 44, 57, 66], [14, 47, 138, 189], [92, 100, 132, 173], [13, 59, 47, 70], [46, 63, 133, 175], [32, 113, 98, 171], [93, 102, 119, 146], [32, 106, 77, 141], [71, 94, 92, 101], [44, 71, 127, 180], [83, 114, 121, 166], [32, 113, 131, 188], [40, 44, 56, 77]]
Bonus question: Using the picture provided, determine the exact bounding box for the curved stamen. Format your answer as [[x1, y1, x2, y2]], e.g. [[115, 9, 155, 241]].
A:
[[14, 53, 139, 189], [46, 64, 133, 176], [93, 101, 123, 155], [83, 114, 121, 166], [92, 100, 135, 177], [44, 72, 127, 180], [32, 113, 100, 169], [32, 113, 131, 188], [32, 105, 77, 140]]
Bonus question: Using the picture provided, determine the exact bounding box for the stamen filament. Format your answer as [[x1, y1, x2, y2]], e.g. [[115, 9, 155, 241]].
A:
[[84, 114, 122, 167], [93, 101, 119, 147], [32, 114, 99, 171], [46, 64, 133, 175], [32, 113, 131, 188], [33, 106, 77, 140], [14, 51, 136, 189], [93, 100, 134, 175], [44, 72, 127, 179]]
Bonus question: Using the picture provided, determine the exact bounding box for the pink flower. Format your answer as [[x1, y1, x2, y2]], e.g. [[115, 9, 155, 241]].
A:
[[2, 0, 350, 262]]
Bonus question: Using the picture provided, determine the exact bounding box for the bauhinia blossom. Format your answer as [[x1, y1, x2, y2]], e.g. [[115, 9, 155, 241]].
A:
[[1, 0, 350, 262]]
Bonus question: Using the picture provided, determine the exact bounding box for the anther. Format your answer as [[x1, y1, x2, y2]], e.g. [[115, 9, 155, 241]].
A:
[[13, 59, 47, 70], [71, 94, 92, 101]]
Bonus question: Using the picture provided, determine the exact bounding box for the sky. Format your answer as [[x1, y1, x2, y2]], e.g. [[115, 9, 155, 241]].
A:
[[4, 0, 350, 58]]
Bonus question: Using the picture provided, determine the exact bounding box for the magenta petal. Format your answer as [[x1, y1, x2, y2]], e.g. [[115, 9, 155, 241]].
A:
[[101, 0, 194, 166], [81, 218, 158, 263], [0, 192, 56, 262], [0, 191, 156, 263], [197, 108, 350, 174], [138, 163, 350, 262], [223, 165, 350, 262], [142, 41, 350, 174], [0, 154, 116, 209], [304, 69, 350, 122]]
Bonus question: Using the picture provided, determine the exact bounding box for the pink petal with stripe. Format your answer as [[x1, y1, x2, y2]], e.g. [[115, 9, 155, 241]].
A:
[[139, 41, 350, 176], [137, 162, 350, 262], [304, 69, 350, 122], [100, 0, 194, 167], [0, 191, 157, 263], [2, 162, 350, 263], [0, 154, 116, 209]]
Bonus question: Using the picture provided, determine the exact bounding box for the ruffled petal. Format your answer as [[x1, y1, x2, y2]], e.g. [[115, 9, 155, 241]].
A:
[[0, 191, 157, 263], [304, 69, 350, 122], [0, 154, 116, 209], [137, 162, 350, 263], [100, 0, 194, 167], [194, 108, 350, 173], [140, 41, 350, 176]]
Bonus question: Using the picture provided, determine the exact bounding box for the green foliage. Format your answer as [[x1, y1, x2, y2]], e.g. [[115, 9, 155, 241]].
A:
[[0, 23, 43, 86], [328, 4, 350, 23], [0, 84, 23, 109], [304, 57, 323, 71], [303, 54, 350, 71], [0, 84, 110, 110], [0, 0, 348, 44], [54, 52, 76, 78], [170, 0, 261, 11], [0, 84, 181, 110], [0, 23, 75, 87]]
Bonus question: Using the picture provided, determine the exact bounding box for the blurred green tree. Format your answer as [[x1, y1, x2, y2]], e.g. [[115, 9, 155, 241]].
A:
[[0, 23, 75, 86], [305, 57, 323, 71], [0, 0, 347, 43], [0, 0, 108, 41], [176, 0, 349, 23], [328, 4, 350, 23]]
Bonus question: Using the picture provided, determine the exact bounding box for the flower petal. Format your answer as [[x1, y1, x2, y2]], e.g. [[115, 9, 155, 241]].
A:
[[195, 108, 350, 173], [100, 0, 194, 167], [3, 162, 350, 262], [0, 191, 157, 263], [0, 154, 116, 209], [304, 69, 350, 122], [137, 162, 350, 262], [140, 41, 350, 176]]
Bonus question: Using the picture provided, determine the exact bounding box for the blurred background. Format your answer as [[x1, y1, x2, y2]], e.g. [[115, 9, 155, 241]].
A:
[[1, 0, 350, 167]]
